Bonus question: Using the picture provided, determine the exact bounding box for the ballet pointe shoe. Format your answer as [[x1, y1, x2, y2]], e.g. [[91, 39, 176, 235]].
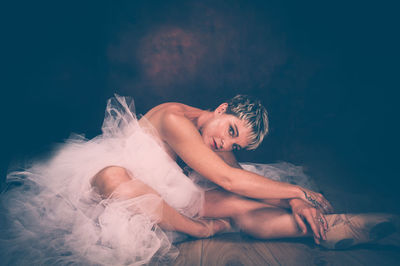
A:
[[199, 218, 233, 238], [320, 213, 397, 249], [216, 218, 236, 234]]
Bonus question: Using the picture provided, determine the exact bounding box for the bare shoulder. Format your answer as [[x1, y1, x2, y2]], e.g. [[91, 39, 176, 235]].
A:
[[159, 107, 199, 140], [143, 102, 200, 141], [144, 102, 186, 119]]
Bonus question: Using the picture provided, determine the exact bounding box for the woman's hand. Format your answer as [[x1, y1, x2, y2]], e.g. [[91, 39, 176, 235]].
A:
[[289, 198, 328, 244], [297, 187, 334, 214]]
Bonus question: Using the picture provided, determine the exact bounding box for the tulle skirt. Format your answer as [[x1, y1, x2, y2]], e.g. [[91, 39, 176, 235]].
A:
[[0, 95, 317, 265]]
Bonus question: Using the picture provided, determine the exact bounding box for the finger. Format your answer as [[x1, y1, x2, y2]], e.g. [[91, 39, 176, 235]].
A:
[[319, 197, 330, 210], [321, 214, 328, 231], [317, 202, 328, 214], [314, 234, 320, 245], [305, 213, 321, 240], [321, 197, 334, 214], [319, 201, 333, 214], [314, 211, 327, 239], [321, 206, 331, 215], [326, 201, 334, 213], [310, 208, 318, 217], [293, 214, 307, 234], [318, 217, 326, 240]]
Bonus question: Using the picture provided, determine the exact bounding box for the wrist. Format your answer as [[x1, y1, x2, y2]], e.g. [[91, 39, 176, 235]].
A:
[[292, 185, 303, 199], [288, 198, 302, 208]]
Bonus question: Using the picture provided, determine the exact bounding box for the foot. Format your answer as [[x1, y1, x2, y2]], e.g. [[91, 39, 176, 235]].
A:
[[197, 218, 233, 238], [320, 213, 397, 249]]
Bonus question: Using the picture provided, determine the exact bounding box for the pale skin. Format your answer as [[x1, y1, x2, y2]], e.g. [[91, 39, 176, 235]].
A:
[[91, 101, 334, 244]]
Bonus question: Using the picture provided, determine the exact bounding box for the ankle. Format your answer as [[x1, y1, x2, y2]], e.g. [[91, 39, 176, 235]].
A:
[[193, 219, 213, 238]]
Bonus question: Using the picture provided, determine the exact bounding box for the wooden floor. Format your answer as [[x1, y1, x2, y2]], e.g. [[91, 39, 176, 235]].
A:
[[153, 161, 400, 266], [171, 233, 400, 266], [3, 157, 399, 265]]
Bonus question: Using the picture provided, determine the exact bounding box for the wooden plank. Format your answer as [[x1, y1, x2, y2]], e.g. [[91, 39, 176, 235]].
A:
[[254, 239, 319, 266], [163, 236, 400, 266], [310, 249, 364, 266], [264, 241, 400, 266], [172, 239, 203, 266], [260, 239, 400, 266], [193, 235, 399, 266], [201, 233, 278, 266]]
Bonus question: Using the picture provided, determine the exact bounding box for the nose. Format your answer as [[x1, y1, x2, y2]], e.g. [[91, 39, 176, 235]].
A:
[[221, 138, 235, 151]]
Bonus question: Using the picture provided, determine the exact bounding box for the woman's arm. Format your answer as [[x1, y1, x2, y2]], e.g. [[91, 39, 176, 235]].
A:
[[161, 113, 302, 200], [215, 142, 332, 239], [217, 151, 312, 209], [215, 150, 294, 208], [214, 150, 242, 169]]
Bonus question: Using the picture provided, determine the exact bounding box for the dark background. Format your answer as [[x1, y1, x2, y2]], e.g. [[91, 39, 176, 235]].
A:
[[1, 1, 399, 202]]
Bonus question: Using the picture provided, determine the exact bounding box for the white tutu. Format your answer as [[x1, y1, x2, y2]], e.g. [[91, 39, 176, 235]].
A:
[[0, 95, 202, 265], [0, 95, 318, 265]]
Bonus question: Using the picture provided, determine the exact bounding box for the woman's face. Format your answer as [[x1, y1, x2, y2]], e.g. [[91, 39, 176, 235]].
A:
[[200, 110, 252, 152]]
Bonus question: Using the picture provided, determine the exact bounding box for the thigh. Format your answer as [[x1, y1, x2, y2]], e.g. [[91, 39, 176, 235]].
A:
[[202, 188, 278, 218]]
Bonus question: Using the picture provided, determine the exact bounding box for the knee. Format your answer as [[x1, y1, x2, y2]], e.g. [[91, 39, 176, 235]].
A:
[[99, 166, 129, 179], [233, 213, 256, 233], [92, 166, 131, 198]]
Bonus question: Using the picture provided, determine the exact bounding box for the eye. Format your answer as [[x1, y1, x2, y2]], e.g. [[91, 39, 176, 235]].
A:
[[229, 125, 235, 136]]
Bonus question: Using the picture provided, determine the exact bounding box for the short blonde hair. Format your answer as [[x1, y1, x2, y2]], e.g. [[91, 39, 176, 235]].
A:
[[225, 95, 269, 150]]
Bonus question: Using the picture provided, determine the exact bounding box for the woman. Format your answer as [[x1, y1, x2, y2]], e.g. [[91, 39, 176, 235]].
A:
[[1, 95, 396, 265]]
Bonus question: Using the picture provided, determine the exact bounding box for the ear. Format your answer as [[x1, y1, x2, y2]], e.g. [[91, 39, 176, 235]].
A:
[[215, 103, 228, 115]]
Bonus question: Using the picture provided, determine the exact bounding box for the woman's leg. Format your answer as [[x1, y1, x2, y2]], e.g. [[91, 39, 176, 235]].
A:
[[203, 189, 397, 248], [203, 188, 310, 239], [235, 207, 312, 239], [91, 166, 229, 238]]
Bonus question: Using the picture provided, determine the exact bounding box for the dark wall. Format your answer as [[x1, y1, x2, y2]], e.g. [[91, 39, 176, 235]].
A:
[[2, 1, 399, 195]]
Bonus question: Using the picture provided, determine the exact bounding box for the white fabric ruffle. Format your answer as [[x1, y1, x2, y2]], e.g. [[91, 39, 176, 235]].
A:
[[0, 95, 203, 265]]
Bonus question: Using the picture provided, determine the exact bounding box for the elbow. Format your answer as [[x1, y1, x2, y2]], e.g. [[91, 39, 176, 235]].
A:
[[216, 167, 241, 192]]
